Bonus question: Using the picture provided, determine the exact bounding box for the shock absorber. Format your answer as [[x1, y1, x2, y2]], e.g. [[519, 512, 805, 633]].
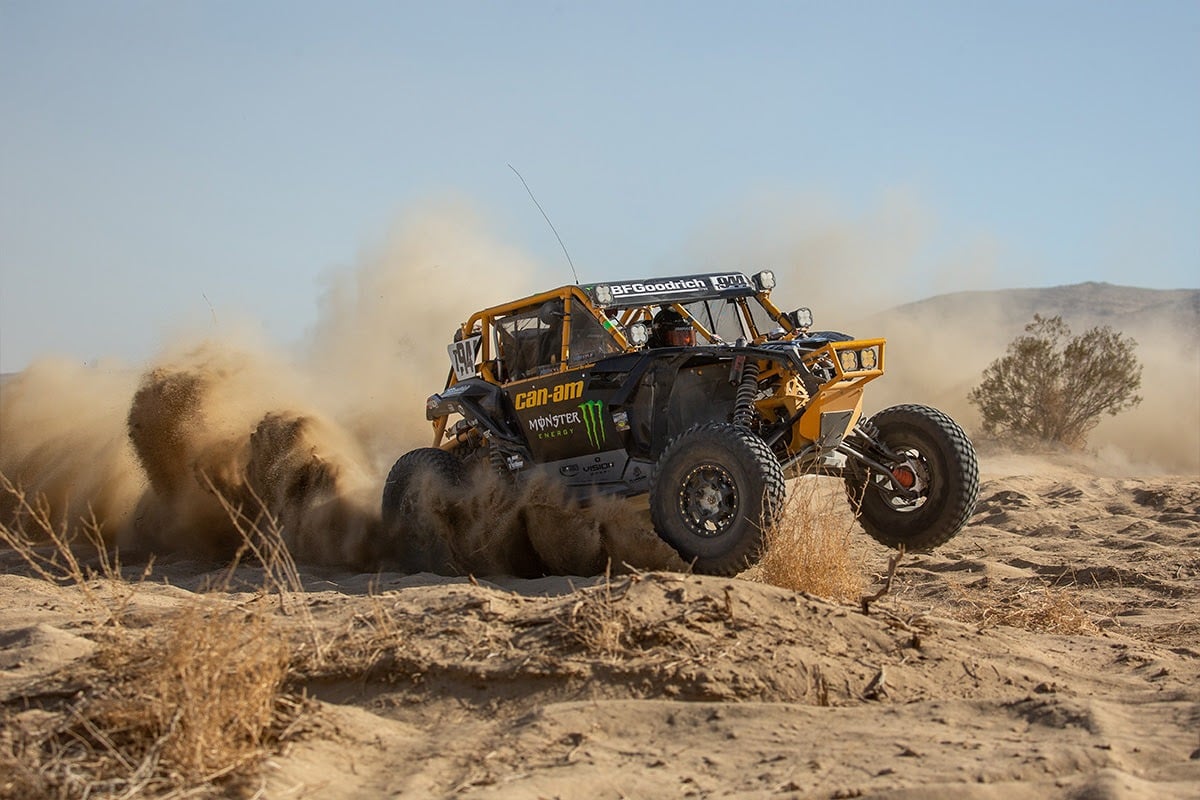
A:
[[489, 442, 511, 475], [732, 360, 760, 429]]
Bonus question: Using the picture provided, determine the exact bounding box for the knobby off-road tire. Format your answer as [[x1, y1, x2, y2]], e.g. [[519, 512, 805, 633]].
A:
[[650, 422, 786, 576], [381, 447, 465, 572], [845, 404, 979, 551]]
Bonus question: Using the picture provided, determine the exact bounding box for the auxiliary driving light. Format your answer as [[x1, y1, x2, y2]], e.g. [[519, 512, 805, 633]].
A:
[[628, 322, 650, 347], [594, 284, 614, 306], [860, 347, 878, 370], [838, 349, 860, 372], [788, 307, 814, 329], [753, 270, 777, 291]]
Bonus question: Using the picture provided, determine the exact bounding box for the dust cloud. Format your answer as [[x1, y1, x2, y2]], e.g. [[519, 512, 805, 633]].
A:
[[0, 360, 143, 537], [121, 344, 381, 564], [389, 469, 685, 577], [862, 314, 1199, 474], [672, 190, 1007, 316], [304, 202, 542, 465], [1088, 319, 1199, 474], [0, 203, 685, 574]]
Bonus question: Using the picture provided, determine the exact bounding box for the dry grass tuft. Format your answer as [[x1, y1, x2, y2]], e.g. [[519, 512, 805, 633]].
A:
[[556, 570, 635, 661], [754, 476, 866, 602], [0, 473, 315, 798], [0, 472, 152, 626], [301, 586, 408, 680], [1, 601, 302, 799], [951, 582, 1101, 635]]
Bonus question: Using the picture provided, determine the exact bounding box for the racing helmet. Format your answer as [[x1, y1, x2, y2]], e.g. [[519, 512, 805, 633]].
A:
[[651, 308, 696, 347]]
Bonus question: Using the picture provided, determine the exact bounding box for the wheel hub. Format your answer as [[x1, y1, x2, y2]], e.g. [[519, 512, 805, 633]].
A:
[[678, 463, 739, 536], [876, 452, 930, 511], [892, 465, 917, 489]]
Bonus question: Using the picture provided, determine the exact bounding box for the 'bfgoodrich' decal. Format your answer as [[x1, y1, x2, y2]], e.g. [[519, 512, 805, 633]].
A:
[[610, 277, 708, 298]]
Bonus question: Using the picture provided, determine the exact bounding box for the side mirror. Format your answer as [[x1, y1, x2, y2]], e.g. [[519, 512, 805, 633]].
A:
[[538, 299, 565, 326], [787, 308, 813, 330]]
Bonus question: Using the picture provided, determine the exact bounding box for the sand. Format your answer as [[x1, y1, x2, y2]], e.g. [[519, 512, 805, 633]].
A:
[[2, 454, 1197, 799]]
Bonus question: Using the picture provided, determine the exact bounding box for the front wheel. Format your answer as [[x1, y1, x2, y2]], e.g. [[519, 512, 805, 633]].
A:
[[650, 423, 785, 576], [845, 404, 978, 551]]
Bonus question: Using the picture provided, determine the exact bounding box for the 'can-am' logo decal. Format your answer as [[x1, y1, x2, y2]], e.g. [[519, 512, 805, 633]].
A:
[[579, 400, 606, 449], [513, 380, 584, 410]]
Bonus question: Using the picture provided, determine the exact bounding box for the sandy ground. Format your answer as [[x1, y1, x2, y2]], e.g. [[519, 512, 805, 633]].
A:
[[2, 454, 1198, 799]]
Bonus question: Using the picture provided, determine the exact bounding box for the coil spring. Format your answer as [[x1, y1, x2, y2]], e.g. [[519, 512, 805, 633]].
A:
[[732, 361, 760, 429], [855, 417, 880, 445]]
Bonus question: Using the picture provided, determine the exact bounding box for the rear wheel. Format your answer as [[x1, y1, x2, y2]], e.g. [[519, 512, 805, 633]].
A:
[[650, 423, 785, 575], [381, 448, 465, 572], [845, 404, 978, 551]]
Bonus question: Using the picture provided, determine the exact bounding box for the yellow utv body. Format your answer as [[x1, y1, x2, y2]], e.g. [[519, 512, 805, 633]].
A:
[[385, 270, 979, 575]]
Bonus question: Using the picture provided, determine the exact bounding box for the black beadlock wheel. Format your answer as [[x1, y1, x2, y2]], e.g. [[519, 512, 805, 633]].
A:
[[381, 447, 465, 572], [845, 404, 979, 551], [650, 422, 786, 576]]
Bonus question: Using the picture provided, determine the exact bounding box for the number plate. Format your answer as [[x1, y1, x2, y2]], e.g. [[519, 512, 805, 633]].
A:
[[448, 335, 482, 380]]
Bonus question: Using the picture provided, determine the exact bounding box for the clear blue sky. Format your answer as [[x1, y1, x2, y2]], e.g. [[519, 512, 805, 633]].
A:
[[2, 1, 1197, 371]]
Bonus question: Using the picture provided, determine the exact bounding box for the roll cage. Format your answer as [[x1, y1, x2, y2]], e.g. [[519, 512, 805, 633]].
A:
[[434, 271, 887, 460], [446, 272, 799, 387]]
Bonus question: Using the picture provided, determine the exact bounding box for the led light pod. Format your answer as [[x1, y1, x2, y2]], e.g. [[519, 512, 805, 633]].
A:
[[753, 270, 777, 291]]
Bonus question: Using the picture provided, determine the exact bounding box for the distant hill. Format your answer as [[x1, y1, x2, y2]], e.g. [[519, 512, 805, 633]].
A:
[[860, 282, 1199, 340]]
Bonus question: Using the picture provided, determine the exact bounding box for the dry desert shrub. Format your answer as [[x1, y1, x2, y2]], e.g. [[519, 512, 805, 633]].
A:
[[754, 475, 866, 602], [951, 582, 1100, 635], [550, 572, 710, 664], [91, 604, 294, 787]]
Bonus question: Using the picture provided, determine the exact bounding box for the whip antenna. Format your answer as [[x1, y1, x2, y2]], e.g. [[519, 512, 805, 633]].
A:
[[508, 163, 579, 284]]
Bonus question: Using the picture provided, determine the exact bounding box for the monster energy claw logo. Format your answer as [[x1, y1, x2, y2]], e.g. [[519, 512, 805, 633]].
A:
[[579, 400, 606, 449]]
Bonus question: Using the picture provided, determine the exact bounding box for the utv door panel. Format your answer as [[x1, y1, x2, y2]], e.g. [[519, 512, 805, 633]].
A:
[[631, 361, 736, 456], [505, 370, 628, 463], [668, 365, 737, 438]]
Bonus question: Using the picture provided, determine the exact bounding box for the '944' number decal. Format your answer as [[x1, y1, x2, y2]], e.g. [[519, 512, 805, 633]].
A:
[[448, 335, 482, 380]]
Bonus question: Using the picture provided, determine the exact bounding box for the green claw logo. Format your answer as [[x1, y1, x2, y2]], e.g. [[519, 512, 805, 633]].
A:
[[579, 400, 606, 449]]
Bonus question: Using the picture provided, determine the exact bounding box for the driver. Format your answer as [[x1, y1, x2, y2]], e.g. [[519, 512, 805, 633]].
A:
[[649, 307, 696, 348]]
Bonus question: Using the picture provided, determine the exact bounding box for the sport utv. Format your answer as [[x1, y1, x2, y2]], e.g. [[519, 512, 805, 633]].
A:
[[383, 270, 979, 575]]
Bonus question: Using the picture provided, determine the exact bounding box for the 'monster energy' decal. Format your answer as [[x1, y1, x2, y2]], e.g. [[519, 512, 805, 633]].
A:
[[527, 410, 582, 440]]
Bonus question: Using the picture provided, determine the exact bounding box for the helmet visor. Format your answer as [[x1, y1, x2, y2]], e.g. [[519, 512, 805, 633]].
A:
[[666, 327, 695, 347]]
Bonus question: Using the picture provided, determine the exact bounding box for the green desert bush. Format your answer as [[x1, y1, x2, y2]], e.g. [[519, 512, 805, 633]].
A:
[[969, 314, 1142, 448]]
